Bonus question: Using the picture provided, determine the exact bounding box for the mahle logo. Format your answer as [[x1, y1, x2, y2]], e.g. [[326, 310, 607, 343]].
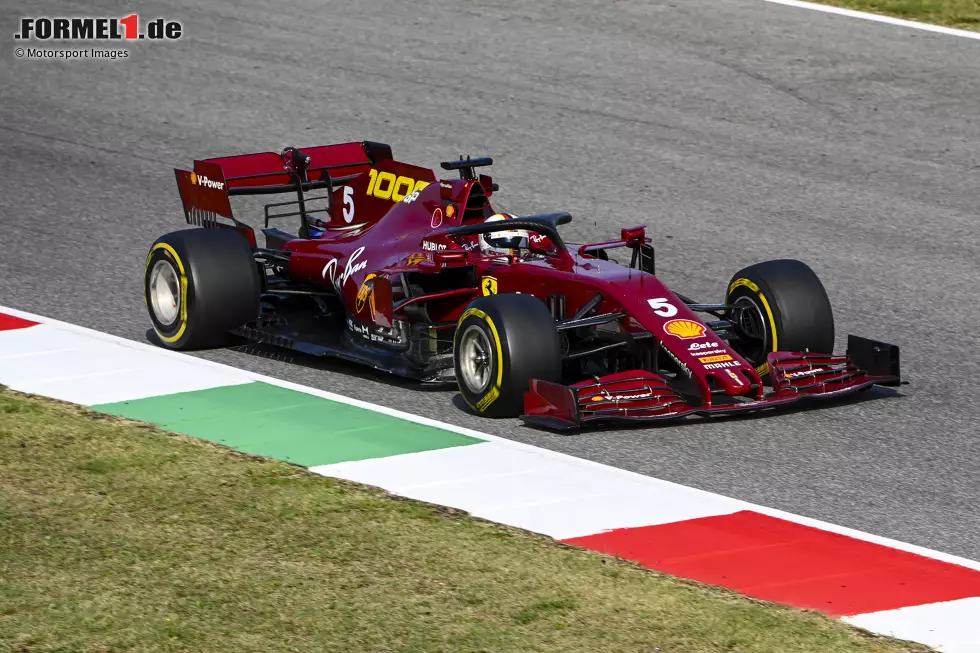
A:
[[190, 172, 224, 190]]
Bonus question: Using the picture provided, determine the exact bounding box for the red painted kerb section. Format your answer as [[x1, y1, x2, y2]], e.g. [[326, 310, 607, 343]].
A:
[[0, 314, 37, 331], [562, 510, 980, 616]]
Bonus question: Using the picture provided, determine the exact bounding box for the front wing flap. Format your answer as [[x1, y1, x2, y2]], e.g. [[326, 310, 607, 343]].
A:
[[522, 335, 902, 430]]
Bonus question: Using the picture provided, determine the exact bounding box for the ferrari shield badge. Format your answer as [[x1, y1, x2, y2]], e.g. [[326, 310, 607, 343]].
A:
[[481, 276, 498, 296]]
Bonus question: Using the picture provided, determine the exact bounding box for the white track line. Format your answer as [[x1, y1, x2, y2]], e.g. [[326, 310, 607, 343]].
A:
[[764, 0, 980, 41], [3, 304, 979, 573], [844, 598, 980, 653], [311, 444, 743, 540]]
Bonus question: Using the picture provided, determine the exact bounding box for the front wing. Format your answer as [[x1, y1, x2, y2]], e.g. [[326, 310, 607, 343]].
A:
[[522, 335, 902, 430]]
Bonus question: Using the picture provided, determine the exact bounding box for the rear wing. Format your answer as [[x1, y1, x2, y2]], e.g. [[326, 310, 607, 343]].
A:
[[200, 141, 392, 191], [173, 141, 395, 239]]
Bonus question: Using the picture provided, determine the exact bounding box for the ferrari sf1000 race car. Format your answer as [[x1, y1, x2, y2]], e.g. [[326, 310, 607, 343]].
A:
[[144, 141, 902, 430]]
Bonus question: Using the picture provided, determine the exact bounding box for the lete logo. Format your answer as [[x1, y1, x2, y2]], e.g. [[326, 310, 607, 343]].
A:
[[688, 341, 720, 351], [322, 246, 368, 290]]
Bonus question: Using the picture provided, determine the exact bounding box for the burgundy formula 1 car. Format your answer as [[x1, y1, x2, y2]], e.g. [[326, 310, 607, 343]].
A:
[[144, 141, 902, 430]]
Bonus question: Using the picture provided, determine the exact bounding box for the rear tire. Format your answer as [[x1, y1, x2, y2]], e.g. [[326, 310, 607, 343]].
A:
[[453, 293, 562, 418], [725, 259, 834, 379], [144, 228, 261, 350]]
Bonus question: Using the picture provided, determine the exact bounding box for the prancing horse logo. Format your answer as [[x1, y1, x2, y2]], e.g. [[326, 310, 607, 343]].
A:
[[481, 276, 497, 296]]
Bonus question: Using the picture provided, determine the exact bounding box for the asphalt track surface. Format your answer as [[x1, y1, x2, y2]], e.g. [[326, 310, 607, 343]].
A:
[[2, 0, 979, 559]]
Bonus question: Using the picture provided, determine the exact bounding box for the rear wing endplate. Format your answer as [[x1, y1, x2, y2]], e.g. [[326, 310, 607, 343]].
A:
[[174, 161, 234, 225]]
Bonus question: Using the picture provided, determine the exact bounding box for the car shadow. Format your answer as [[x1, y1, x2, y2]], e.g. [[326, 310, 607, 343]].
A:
[[144, 329, 457, 393]]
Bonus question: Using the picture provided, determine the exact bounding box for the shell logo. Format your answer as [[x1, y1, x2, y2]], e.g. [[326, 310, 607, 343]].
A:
[[189, 172, 198, 185], [664, 319, 706, 339]]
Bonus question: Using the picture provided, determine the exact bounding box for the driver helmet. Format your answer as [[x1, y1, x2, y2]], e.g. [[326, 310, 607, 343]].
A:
[[479, 213, 529, 256]]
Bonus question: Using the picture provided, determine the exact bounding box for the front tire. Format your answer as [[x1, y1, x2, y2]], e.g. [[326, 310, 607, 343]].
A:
[[725, 259, 835, 379], [453, 294, 562, 418], [144, 228, 260, 350]]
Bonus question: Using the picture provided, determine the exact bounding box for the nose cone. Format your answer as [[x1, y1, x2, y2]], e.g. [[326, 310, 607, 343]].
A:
[[704, 363, 755, 396], [682, 341, 757, 400]]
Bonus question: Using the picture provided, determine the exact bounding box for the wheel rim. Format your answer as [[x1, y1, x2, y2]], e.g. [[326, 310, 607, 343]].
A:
[[149, 260, 181, 327], [458, 324, 494, 394], [732, 295, 767, 365]]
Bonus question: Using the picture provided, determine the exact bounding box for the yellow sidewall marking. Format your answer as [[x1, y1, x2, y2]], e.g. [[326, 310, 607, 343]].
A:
[[146, 243, 188, 344], [476, 387, 500, 413], [459, 307, 505, 411], [729, 277, 777, 375]]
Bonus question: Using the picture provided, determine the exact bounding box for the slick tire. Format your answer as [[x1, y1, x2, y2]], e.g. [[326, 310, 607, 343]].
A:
[[454, 293, 562, 418], [725, 259, 835, 380], [144, 228, 261, 350]]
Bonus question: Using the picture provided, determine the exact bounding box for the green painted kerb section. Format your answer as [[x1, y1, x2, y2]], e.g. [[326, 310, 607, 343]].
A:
[[92, 382, 482, 467]]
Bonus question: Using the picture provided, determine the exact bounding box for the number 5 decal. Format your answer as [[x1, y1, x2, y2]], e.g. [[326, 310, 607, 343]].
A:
[[343, 186, 355, 223], [647, 297, 678, 317]]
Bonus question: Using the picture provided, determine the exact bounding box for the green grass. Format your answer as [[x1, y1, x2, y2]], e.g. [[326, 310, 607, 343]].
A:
[[812, 0, 980, 30], [0, 386, 933, 653]]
